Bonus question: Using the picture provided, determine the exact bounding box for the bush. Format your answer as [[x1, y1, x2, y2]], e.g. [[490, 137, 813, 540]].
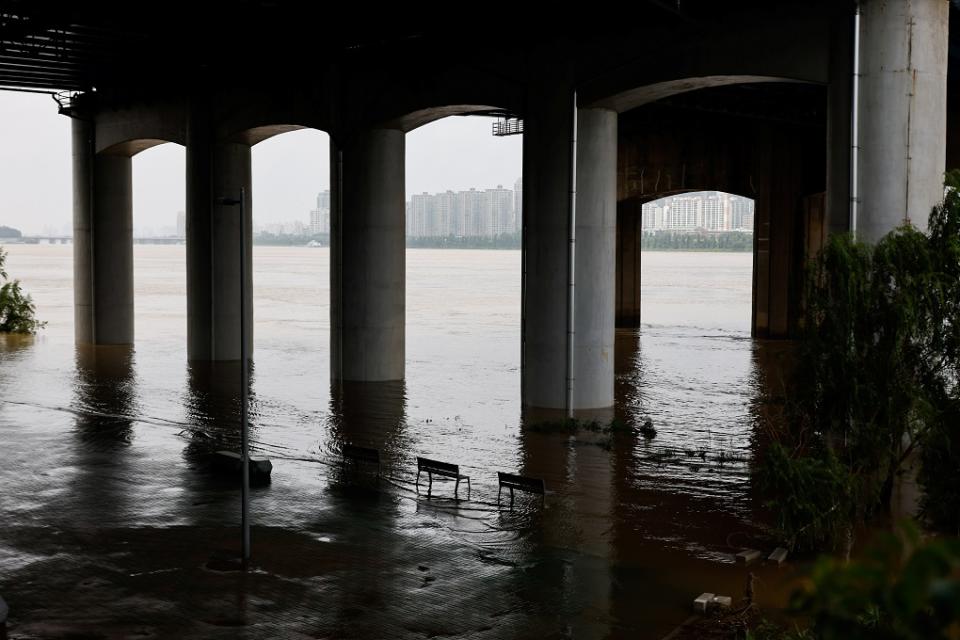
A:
[[0, 246, 45, 334], [789, 522, 960, 640], [756, 170, 960, 547]]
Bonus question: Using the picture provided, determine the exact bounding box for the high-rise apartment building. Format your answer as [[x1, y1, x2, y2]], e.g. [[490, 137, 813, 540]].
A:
[[485, 185, 514, 237], [640, 191, 754, 233], [404, 181, 521, 239], [513, 177, 523, 234], [309, 190, 331, 235]]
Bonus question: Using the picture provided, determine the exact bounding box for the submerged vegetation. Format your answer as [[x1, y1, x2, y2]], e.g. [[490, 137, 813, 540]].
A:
[[0, 246, 44, 334], [756, 172, 960, 550], [743, 173, 960, 639]]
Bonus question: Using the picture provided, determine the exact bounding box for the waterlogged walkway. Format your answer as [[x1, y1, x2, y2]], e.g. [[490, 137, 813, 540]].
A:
[[0, 364, 792, 640], [0, 247, 790, 638]]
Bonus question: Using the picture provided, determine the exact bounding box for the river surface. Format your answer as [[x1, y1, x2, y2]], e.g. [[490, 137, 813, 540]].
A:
[[0, 246, 788, 639]]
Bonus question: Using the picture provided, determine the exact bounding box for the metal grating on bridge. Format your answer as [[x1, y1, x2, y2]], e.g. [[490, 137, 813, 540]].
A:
[[492, 116, 522, 137], [0, 5, 141, 92]]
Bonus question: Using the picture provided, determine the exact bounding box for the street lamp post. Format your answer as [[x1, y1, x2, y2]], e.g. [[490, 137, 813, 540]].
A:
[[216, 188, 250, 566]]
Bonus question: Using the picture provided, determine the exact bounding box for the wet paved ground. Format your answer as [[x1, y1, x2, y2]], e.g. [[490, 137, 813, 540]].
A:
[[0, 379, 794, 639], [0, 247, 793, 639]]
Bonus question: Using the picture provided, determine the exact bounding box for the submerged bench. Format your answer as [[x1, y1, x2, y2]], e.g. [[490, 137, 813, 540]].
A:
[[341, 444, 381, 477], [416, 456, 470, 498], [497, 472, 545, 507], [211, 450, 273, 485]]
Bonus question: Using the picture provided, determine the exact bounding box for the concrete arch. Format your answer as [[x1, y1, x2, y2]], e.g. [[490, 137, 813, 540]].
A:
[[579, 3, 832, 112], [628, 188, 756, 207], [98, 138, 184, 157], [382, 104, 510, 133], [213, 87, 332, 144], [94, 100, 188, 155], [587, 76, 813, 115], [237, 125, 311, 146], [350, 61, 525, 133]]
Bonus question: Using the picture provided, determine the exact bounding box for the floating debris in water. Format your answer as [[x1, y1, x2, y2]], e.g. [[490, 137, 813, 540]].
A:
[[639, 419, 657, 439]]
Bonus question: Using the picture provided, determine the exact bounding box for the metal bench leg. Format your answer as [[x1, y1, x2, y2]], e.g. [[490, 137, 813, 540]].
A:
[[415, 469, 420, 493], [455, 477, 460, 498], [467, 477, 471, 500], [510, 486, 515, 509], [497, 485, 502, 505], [427, 472, 432, 498]]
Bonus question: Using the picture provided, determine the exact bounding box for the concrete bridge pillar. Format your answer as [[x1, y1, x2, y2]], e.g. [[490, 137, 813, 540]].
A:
[[72, 118, 134, 345], [186, 106, 253, 361], [857, 0, 949, 243], [522, 81, 617, 414], [330, 129, 406, 382], [826, 9, 855, 235], [573, 108, 618, 411]]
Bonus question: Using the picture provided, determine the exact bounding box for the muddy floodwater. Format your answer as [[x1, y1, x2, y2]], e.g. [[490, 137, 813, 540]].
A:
[[0, 246, 792, 639]]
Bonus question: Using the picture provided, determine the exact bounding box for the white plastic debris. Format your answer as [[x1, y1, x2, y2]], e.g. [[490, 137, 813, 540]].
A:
[[712, 595, 733, 609]]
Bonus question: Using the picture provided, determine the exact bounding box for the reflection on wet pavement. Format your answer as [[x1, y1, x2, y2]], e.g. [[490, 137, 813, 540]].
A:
[[0, 247, 791, 639]]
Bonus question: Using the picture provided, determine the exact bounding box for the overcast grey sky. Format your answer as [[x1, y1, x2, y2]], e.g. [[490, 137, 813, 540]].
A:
[[0, 91, 522, 235]]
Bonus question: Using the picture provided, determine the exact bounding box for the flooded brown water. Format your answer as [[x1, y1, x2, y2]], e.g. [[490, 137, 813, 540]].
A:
[[0, 245, 793, 639]]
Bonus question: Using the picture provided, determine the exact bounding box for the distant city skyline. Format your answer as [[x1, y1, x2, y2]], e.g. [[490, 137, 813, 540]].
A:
[[0, 92, 522, 235], [641, 191, 754, 233], [2, 92, 754, 238], [407, 178, 522, 239]]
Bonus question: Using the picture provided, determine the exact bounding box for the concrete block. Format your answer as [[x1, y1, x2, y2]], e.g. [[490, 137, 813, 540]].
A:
[[768, 547, 788, 565], [736, 549, 762, 565], [693, 593, 714, 613], [712, 595, 732, 609]]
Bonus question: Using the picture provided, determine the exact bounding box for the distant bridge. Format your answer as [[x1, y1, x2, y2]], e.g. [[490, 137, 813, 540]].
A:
[[7, 237, 185, 245]]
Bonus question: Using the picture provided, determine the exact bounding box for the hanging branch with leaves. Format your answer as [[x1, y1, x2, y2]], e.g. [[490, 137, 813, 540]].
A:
[[0, 246, 45, 334]]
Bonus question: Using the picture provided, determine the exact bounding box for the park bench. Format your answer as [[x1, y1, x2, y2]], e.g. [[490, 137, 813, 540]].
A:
[[416, 456, 471, 498], [341, 444, 381, 477], [497, 471, 545, 507], [211, 450, 273, 485]]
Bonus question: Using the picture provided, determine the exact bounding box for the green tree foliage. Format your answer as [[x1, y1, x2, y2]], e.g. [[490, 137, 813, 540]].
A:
[[0, 246, 45, 334], [757, 171, 960, 548], [789, 522, 960, 640], [641, 230, 754, 251], [405, 232, 522, 249]]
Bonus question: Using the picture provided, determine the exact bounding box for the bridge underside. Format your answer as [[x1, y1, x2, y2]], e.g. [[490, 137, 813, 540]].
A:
[[1, 1, 956, 412], [615, 83, 828, 338]]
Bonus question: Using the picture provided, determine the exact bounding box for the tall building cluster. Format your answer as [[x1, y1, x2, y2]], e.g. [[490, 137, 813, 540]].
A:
[[406, 178, 522, 238], [310, 190, 331, 235], [641, 191, 754, 233]]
